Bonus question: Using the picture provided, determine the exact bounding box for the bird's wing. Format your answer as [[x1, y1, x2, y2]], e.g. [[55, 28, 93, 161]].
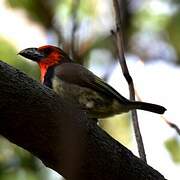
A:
[[55, 63, 129, 104]]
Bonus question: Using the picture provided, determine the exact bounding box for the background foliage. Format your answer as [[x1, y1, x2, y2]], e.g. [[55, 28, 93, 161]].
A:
[[0, 0, 179, 179]]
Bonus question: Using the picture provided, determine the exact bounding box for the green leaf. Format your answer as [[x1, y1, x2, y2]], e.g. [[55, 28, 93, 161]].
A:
[[165, 137, 180, 163], [0, 38, 40, 80]]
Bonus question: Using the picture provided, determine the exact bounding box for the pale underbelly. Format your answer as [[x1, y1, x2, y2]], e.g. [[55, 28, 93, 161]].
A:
[[52, 77, 127, 118]]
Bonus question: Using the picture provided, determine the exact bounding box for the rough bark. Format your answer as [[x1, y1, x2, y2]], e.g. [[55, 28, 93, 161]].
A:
[[0, 61, 167, 180]]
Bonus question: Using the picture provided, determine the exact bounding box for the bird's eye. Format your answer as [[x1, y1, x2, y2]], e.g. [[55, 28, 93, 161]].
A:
[[41, 48, 53, 56]]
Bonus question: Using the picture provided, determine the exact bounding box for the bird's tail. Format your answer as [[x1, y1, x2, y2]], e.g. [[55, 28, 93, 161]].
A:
[[128, 101, 166, 114]]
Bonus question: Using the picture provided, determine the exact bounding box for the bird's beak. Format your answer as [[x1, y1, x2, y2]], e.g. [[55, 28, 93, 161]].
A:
[[18, 48, 45, 62]]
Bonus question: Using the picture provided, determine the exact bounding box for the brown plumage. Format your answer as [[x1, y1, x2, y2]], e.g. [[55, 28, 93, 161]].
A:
[[19, 45, 166, 118]]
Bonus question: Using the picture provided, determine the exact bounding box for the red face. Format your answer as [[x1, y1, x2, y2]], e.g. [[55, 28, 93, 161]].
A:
[[19, 45, 71, 82], [37, 45, 62, 65], [37, 46, 63, 81]]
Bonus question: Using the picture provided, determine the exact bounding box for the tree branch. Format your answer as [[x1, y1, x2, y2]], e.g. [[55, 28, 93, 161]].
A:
[[0, 61, 167, 180], [112, 0, 146, 162]]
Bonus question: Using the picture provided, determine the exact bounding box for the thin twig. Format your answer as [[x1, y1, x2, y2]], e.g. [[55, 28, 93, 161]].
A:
[[71, 0, 81, 60], [112, 0, 147, 162], [135, 88, 180, 136], [161, 116, 180, 135]]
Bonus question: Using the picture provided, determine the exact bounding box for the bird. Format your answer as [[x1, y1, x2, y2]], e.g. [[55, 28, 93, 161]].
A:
[[18, 45, 166, 119]]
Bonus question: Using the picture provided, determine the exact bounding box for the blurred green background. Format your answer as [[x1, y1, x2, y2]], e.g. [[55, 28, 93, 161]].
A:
[[0, 0, 179, 179]]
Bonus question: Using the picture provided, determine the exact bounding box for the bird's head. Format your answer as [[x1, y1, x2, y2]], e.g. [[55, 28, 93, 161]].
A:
[[19, 45, 72, 65], [18, 45, 72, 81]]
